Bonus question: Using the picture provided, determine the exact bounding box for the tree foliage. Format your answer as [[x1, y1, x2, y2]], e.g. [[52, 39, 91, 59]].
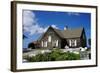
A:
[[28, 42, 35, 49], [88, 38, 91, 47]]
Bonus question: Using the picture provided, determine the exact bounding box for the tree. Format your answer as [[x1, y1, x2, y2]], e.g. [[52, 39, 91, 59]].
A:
[[28, 42, 35, 49], [88, 38, 91, 47], [23, 34, 27, 39]]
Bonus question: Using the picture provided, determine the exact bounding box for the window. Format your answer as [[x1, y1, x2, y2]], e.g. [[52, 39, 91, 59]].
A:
[[69, 40, 71, 46], [41, 41, 47, 47], [41, 41, 43, 47], [74, 40, 77, 46], [44, 41, 47, 47], [48, 35, 51, 42], [56, 40, 58, 47], [69, 40, 77, 47], [52, 40, 59, 47]]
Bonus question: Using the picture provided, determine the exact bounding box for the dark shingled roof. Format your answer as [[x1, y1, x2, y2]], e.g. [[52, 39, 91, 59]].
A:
[[39, 26, 83, 40], [61, 28, 83, 38], [53, 28, 64, 38]]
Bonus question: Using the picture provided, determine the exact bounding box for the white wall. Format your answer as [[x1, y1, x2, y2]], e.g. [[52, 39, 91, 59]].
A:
[[0, 0, 99, 73]]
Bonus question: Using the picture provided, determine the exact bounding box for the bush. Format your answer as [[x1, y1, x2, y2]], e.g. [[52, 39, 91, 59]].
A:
[[55, 53, 68, 61], [24, 49, 80, 62], [67, 52, 80, 60], [49, 49, 63, 61], [35, 53, 50, 61]]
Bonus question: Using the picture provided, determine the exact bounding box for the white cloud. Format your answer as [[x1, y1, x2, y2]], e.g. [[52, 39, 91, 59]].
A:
[[23, 10, 58, 35], [51, 24, 58, 29], [23, 10, 36, 26]]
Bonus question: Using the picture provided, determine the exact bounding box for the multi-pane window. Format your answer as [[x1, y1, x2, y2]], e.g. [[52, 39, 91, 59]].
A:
[[44, 41, 47, 47], [56, 40, 58, 47], [69, 40, 77, 47], [48, 35, 51, 42], [41, 41, 47, 47], [52, 40, 59, 47], [41, 41, 43, 47]]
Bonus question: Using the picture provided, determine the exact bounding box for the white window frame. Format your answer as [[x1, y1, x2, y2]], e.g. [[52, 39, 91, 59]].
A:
[[48, 35, 51, 42], [44, 41, 47, 47], [69, 40, 71, 46], [69, 40, 77, 47], [41, 41, 43, 47], [56, 40, 58, 47], [74, 40, 77, 46]]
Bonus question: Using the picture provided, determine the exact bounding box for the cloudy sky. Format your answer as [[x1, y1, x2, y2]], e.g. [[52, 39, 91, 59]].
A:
[[23, 10, 91, 48]]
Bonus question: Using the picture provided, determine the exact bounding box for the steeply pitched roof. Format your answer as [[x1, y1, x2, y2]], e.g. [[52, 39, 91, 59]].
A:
[[38, 26, 63, 40], [39, 26, 83, 40], [53, 28, 64, 38]]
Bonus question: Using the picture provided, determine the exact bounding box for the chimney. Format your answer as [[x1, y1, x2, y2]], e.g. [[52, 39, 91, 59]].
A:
[[64, 25, 68, 30]]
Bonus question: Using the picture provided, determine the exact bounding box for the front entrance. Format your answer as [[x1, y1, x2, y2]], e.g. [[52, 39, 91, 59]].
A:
[[61, 39, 68, 49]]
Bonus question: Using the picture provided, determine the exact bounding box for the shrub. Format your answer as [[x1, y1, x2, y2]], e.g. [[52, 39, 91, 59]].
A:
[[24, 56, 36, 62], [35, 53, 50, 61], [55, 53, 68, 61], [49, 49, 62, 61], [24, 49, 80, 62], [67, 52, 80, 60]]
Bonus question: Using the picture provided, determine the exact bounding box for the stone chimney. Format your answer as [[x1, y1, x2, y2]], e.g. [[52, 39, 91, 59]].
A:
[[64, 25, 68, 30]]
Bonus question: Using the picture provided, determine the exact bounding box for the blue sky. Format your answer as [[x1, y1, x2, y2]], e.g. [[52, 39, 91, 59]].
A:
[[23, 10, 91, 48]]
